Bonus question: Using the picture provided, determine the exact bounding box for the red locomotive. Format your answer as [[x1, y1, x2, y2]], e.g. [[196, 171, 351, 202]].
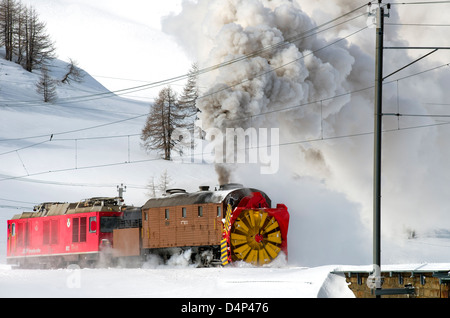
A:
[[6, 197, 123, 268], [6, 184, 289, 268]]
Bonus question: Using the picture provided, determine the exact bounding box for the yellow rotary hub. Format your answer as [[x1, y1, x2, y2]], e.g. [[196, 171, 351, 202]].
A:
[[230, 209, 282, 265]]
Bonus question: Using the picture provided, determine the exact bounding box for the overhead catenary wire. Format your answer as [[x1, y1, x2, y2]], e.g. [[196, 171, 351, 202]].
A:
[[1, 57, 449, 161], [3, 3, 450, 216], [9, 1, 443, 109], [0, 4, 369, 109], [0, 197, 38, 210], [1, 1, 448, 113], [390, 1, 450, 5], [3, 113, 450, 186], [386, 23, 450, 27], [4, 57, 450, 146], [0, 4, 372, 180], [1, 116, 450, 186], [0, 113, 147, 143], [384, 113, 450, 117], [0, 204, 34, 210], [219, 59, 450, 125], [0, 6, 372, 147], [0, 172, 148, 189], [2, 3, 450, 187], [196, 24, 370, 103]]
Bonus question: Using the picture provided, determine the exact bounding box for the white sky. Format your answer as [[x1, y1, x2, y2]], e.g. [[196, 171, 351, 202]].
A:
[[21, 0, 191, 101]]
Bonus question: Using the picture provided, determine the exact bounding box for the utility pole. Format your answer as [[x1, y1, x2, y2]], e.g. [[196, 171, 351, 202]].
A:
[[372, 2, 385, 297], [371, 1, 414, 298], [369, 1, 450, 298]]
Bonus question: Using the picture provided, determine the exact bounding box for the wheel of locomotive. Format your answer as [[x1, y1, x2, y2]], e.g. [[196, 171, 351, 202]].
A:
[[229, 209, 282, 265]]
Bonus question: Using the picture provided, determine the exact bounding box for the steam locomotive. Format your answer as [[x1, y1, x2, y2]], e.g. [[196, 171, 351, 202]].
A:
[[6, 184, 289, 268]]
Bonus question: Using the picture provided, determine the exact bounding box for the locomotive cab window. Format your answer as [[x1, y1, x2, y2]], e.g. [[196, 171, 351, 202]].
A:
[[100, 216, 118, 233], [198, 206, 203, 217], [89, 216, 97, 233], [182, 207, 186, 218], [165, 208, 169, 220]]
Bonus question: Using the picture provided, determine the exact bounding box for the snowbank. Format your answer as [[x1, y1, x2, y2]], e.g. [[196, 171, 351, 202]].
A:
[[0, 264, 353, 298]]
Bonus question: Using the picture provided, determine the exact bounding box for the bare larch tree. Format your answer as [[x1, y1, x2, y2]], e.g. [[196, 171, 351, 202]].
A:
[[141, 86, 187, 160]]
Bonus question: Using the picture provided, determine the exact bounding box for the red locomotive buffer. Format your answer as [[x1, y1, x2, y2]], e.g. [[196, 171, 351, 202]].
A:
[[6, 198, 123, 268]]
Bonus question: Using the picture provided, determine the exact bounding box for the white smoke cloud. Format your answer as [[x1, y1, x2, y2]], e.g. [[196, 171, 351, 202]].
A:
[[162, 0, 450, 264]]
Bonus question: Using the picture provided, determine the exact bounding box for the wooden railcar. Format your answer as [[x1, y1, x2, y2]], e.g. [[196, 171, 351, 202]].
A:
[[113, 184, 289, 266]]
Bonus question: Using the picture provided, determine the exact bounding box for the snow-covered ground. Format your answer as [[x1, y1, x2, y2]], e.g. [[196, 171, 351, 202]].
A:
[[0, 262, 354, 298]]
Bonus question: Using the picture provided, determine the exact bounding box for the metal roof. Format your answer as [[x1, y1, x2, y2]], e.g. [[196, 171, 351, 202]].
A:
[[142, 186, 271, 210], [10, 197, 123, 219]]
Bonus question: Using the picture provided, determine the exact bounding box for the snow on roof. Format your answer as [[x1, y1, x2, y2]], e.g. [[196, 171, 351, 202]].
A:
[[333, 263, 450, 274]]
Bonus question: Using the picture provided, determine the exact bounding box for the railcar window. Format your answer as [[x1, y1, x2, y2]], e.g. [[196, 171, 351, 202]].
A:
[[43, 221, 50, 244], [165, 209, 169, 220], [100, 217, 119, 233], [17, 223, 23, 246], [182, 207, 186, 218], [72, 217, 87, 242], [72, 218, 79, 242], [45, 220, 60, 244], [80, 217, 87, 242], [198, 206, 203, 217], [217, 206, 221, 217], [51, 220, 59, 244], [11, 223, 15, 236], [25, 223, 29, 246]]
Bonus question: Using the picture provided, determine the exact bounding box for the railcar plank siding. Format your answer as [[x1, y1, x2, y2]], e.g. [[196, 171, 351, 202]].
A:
[[142, 203, 223, 249]]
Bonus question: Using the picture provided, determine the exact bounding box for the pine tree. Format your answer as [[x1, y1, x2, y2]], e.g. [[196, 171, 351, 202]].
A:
[[141, 86, 186, 160]]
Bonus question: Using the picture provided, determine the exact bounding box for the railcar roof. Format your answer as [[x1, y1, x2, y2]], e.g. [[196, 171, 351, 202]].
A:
[[10, 197, 123, 219], [142, 187, 270, 209]]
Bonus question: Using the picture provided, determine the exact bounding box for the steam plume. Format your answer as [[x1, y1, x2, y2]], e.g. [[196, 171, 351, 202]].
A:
[[162, 0, 450, 242]]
